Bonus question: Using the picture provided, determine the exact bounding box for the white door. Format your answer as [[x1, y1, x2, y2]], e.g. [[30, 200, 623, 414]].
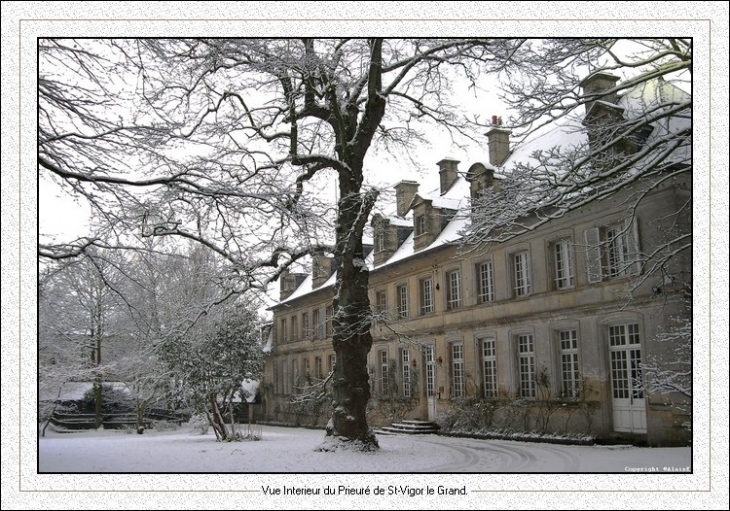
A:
[[425, 346, 436, 420], [609, 325, 647, 433]]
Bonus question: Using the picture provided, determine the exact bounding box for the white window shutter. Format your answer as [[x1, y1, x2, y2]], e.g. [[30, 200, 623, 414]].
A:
[[584, 228, 603, 283], [626, 216, 642, 276]]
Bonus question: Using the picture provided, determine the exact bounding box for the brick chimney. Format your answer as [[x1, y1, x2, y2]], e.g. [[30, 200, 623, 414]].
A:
[[394, 180, 419, 217], [485, 124, 511, 167], [437, 158, 460, 195], [311, 253, 334, 289]]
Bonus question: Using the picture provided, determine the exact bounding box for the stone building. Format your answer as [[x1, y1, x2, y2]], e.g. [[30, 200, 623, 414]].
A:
[[262, 73, 691, 446]]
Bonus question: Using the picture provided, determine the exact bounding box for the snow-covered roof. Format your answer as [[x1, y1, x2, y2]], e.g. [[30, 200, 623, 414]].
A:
[[276, 76, 689, 306], [235, 379, 260, 403], [502, 115, 588, 172], [381, 213, 469, 269], [617, 77, 691, 164], [278, 271, 335, 305], [386, 215, 412, 227], [502, 76, 690, 176], [376, 177, 471, 268]]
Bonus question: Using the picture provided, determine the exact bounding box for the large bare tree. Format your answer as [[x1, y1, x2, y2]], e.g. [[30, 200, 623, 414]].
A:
[[39, 38, 517, 448]]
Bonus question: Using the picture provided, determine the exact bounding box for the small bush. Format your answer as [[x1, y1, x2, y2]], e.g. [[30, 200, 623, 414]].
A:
[[151, 420, 179, 432], [188, 415, 210, 435]]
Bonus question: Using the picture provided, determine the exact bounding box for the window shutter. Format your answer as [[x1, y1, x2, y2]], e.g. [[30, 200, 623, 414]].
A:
[[626, 216, 642, 276], [584, 228, 603, 283]]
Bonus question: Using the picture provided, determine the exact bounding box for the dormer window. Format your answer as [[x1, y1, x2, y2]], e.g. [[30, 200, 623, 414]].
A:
[[376, 231, 385, 252], [415, 215, 426, 236]]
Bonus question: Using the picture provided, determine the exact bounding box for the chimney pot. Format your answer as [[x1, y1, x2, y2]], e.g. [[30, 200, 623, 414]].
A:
[[394, 180, 420, 217], [436, 158, 460, 195], [485, 127, 511, 167]]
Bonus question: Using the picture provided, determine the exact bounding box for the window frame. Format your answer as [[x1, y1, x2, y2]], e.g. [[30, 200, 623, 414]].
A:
[[512, 250, 532, 297], [375, 290, 387, 315], [312, 309, 321, 339], [451, 342, 465, 398], [481, 336, 498, 398], [419, 276, 434, 315], [476, 259, 495, 303], [314, 356, 323, 380], [516, 333, 536, 398], [325, 305, 333, 337], [380, 349, 389, 395], [396, 283, 409, 319], [415, 214, 426, 236], [608, 323, 644, 400], [280, 318, 288, 343], [302, 311, 310, 340], [376, 231, 385, 253], [552, 238, 575, 290], [445, 268, 462, 310], [401, 348, 411, 397], [291, 315, 298, 341], [585, 218, 641, 283], [558, 329, 580, 398]]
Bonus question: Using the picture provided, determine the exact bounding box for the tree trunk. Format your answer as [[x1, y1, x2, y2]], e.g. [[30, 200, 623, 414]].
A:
[[93, 337, 102, 430], [136, 396, 146, 434], [326, 160, 379, 449], [209, 393, 229, 441], [93, 379, 103, 429]]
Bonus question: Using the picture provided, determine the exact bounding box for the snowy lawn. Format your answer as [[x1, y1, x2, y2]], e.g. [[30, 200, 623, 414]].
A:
[[38, 424, 691, 473]]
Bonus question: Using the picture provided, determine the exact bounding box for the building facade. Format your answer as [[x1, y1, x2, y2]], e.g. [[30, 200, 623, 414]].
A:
[[261, 74, 691, 446]]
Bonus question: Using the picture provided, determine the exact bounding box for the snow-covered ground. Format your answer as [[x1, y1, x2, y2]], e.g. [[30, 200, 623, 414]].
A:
[[39, 424, 690, 473]]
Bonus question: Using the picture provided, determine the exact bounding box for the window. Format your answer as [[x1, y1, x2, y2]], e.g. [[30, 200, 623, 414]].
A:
[[446, 269, 462, 309], [313, 307, 326, 339], [281, 359, 289, 394], [328, 353, 336, 374], [451, 343, 464, 397], [397, 284, 409, 318], [425, 346, 435, 398], [585, 220, 639, 283], [314, 356, 323, 379], [420, 277, 434, 315], [376, 231, 385, 252], [291, 315, 298, 341], [477, 260, 495, 303], [292, 358, 299, 393], [401, 348, 411, 397], [415, 215, 426, 236], [512, 251, 532, 297], [608, 324, 643, 400], [553, 240, 575, 289], [302, 357, 310, 385], [280, 318, 287, 342], [325, 306, 333, 337], [380, 350, 389, 395], [517, 334, 536, 398], [312, 309, 321, 339], [605, 225, 629, 277], [375, 290, 387, 314], [482, 337, 497, 398], [302, 312, 310, 340], [559, 330, 580, 398]]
